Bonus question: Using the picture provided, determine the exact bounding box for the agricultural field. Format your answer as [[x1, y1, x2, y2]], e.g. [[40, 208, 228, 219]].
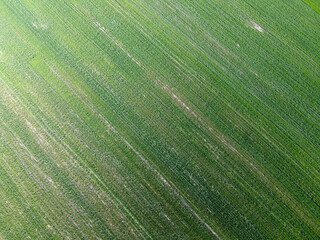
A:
[[0, 0, 319, 239]]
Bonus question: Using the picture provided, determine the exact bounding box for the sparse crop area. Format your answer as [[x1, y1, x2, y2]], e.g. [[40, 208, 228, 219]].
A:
[[0, 0, 319, 239]]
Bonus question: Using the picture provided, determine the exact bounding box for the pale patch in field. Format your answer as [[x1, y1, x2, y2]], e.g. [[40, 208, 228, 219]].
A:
[[163, 213, 171, 222], [172, 93, 191, 111], [32, 22, 48, 30], [161, 83, 199, 119], [250, 21, 264, 33], [92, 67, 101, 76], [222, 139, 238, 153], [25, 119, 50, 148], [94, 21, 141, 67], [198, 133, 220, 160], [250, 69, 260, 77], [205, 32, 238, 59], [47, 225, 54, 230]]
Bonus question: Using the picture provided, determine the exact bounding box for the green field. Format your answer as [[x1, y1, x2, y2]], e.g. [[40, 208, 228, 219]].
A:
[[0, 0, 320, 239]]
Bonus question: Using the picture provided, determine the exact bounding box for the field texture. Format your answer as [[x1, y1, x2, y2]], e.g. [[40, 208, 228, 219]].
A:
[[0, 0, 320, 239]]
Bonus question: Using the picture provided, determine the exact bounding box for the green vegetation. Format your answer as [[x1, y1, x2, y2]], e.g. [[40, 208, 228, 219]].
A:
[[303, 0, 320, 13], [0, 0, 319, 239]]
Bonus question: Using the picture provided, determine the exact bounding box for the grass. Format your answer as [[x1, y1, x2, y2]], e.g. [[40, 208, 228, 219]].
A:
[[0, 0, 320, 239]]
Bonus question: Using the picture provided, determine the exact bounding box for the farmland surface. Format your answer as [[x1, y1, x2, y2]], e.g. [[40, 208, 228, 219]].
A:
[[0, 0, 320, 239]]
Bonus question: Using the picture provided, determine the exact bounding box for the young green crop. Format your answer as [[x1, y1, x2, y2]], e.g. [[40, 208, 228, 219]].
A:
[[0, 0, 319, 239]]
